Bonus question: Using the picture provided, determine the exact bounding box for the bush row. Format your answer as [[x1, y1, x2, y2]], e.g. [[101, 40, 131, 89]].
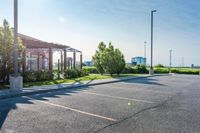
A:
[[22, 69, 89, 82], [64, 69, 89, 78], [171, 69, 200, 75], [122, 65, 149, 74], [154, 68, 169, 74], [22, 70, 54, 82]]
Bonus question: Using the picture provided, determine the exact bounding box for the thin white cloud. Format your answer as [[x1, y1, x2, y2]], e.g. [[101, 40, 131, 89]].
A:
[[58, 16, 65, 23]]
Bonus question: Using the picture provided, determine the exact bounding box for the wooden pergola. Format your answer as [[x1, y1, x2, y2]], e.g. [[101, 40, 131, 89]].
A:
[[19, 34, 82, 72]]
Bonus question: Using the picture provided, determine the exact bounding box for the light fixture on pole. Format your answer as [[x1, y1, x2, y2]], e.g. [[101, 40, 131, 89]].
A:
[[149, 10, 157, 75]]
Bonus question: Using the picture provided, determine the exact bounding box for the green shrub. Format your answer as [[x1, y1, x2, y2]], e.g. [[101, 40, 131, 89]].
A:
[[83, 67, 98, 74], [122, 66, 134, 74], [22, 71, 37, 82], [171, 69, 200, 75], [22, 70, 54, 82], [135, 65, 148, 74], [64, 69, 78, 78], [76, 69, 89, 77], [64, 69, 89, 79], [154, 68, 169, 74]]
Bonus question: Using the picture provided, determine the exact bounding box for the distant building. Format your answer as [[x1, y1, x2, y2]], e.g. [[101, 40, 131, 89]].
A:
[[84, 61, 94, 66], [131, 57, 146, 65]]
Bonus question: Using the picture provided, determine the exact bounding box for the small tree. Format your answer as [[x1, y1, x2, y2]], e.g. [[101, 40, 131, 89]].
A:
[[114, 49, 126, 75], [0, 19, 24, 82], [93, 42, 125, 76], [100, 43, 115, 75], [92, 42, 106, 75]]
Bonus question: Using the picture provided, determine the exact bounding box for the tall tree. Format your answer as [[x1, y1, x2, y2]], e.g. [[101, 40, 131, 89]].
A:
[[0, 19, 24, 82], [92, 42, 106, 75], [114, 48, 126, 75]]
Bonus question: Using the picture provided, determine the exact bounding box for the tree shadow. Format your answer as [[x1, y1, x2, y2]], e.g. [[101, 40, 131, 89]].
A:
[[122, 77, 167, 86], [0, 85, 91, 130], [0, 75, 166, 129]]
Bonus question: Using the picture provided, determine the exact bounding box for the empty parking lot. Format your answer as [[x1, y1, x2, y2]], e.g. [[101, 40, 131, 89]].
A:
[[1, 74, 200, 133]]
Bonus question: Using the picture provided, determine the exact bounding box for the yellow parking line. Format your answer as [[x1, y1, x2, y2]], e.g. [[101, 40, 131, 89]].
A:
[[26, 97, 117, 122], [82, 91, 154, 104]]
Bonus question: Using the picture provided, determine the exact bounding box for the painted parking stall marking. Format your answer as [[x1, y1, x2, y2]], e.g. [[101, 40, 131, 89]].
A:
[[25, 96, 117, 122], [82, 91, 154, 104]]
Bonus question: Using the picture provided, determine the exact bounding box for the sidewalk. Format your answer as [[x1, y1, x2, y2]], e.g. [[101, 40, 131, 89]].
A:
[[0, 74, 163, 100]]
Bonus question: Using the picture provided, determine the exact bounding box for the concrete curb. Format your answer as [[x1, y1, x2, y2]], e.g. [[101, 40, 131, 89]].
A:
[[0, 74, 170, 100]]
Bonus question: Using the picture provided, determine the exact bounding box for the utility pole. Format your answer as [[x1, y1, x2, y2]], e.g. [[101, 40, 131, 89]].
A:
[[169, 49, 172, 71], [150, 10, 156, 75]]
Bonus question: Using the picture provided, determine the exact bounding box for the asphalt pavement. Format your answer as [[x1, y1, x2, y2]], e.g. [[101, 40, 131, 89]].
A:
[[0, 74, 200, 133]]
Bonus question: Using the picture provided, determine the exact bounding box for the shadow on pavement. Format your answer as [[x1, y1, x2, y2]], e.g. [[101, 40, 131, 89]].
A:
[[122, 77, 166, 86], [0, 76, 165, 129], [0, 85, 91, 129]]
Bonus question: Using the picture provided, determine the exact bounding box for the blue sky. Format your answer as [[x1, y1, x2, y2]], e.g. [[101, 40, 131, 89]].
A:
[[0, 0, 200, 66]]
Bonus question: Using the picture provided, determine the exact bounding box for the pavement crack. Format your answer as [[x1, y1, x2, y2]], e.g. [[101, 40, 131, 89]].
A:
[[93, 92, 181, 133]]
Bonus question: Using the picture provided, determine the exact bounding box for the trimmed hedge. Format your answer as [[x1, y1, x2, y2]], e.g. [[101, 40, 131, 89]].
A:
[[134, 65, 148, 74], [64, 69, 89, 79], [22, 70, 54, 82], [171, 69, 200, 75], [154, 68, 169, 74]]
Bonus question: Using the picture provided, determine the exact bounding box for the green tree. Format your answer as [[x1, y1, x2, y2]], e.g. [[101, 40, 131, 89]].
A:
[[0, 19, 24, 82], [101, 43, 125, 75], [100, 43, 115, 75], [114, 48, 126, 75], [92, 42, 106, 75]]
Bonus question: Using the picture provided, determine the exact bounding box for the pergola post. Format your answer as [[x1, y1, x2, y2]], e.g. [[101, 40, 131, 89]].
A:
[[73, 51, 76, 69], [42, 55, 45, 69], [58, 59, 60, 71], [49, 47, 53, 71], [80, 53, 83, 69], [64, 49, 67, 70], [30, 54, 32, 70], [37, 51, 40, 71], [22, 47, 26, 72], [61, 51, 63, 72]]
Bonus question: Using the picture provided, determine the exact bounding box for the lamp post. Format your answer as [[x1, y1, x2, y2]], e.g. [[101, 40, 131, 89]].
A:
[[10, 0, 23, 91], [144, 41, 147, 58], [144, 41, 147, 66], [14, 0, 18, 76], [149, 10, 156, 75], [169, 49, 172, 72]]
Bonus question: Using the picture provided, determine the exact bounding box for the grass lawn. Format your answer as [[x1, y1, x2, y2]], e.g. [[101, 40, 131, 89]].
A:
[[0, 74, 142, 90]]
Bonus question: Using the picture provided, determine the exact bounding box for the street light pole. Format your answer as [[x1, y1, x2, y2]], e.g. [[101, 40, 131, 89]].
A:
[[182, 57, 184, 67], [14, 0, 18, 76], [169, 49, 172, 71], [144, 41, 147, 58], [150, 10, 156, 75], [10, 0, 23, 91]]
